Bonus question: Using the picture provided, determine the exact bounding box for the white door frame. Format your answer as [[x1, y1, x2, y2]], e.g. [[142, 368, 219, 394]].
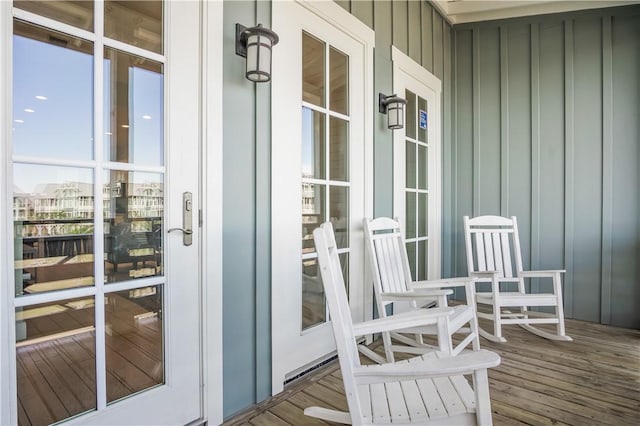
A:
[[0, 2, 11, 423], [0, 1, 221, 423], [271, 0, 374, 395], [392, 46, 443, 279]]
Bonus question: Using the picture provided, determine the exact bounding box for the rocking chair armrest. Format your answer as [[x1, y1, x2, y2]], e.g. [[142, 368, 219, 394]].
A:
[[352, 307, 454, 336], [519, 270, 565, 278], [380, 289, 453, 303], [411, 276, 477, 289], [469, 271, 499, 280], [352, 350, 501, 384]]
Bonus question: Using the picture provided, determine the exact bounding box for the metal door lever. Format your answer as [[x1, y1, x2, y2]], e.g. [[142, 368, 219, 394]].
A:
[[168, 227, 193, 235], [168, 192, 193, 245]]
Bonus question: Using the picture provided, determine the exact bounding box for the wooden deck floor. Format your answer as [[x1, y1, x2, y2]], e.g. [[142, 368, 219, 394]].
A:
[[223, 318, 640, 425]]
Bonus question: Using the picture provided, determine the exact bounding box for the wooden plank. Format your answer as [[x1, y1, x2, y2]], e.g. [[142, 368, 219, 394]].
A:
[[481, 335, 640, 390], [248, 411, 291, 426], [491, 400, 570, 426], [223, 318, 640, 426], [269, 400, 329, 425], [303, 383, 349, 411], [489, 330, 640, 378], [19, 347, 69, 424], [27, 344, 89, 416], [490, 368, 640, 421], [17, 399, 30, 426], [489, 378, 615, 425], [34, 339, 96, 411]]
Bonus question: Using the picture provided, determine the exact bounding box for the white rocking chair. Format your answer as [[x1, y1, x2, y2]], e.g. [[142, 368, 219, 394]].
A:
[[363, 217, 480, 363], [305, 222, 501, 425], [463, 215, 572, 343]]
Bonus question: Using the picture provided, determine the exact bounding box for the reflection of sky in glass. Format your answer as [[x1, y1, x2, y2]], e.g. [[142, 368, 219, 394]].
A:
[[301, 108, 314, 176], [131, 67, 163, 165], [12, 35, 93, 160], [103, 58, 163, 166]]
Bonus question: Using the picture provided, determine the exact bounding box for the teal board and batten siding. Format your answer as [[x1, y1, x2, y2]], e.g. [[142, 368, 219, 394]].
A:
[[341, 0, 455, 273], [336, 0, 454, 220], [451, 6, 640, 329], [222, 0, 272, 418], [220, 0, 454, 419]]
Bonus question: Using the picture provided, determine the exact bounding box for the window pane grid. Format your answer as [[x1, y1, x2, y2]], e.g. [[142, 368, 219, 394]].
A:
[[301, 32, 350, 330], [12, 2, 167, 417]]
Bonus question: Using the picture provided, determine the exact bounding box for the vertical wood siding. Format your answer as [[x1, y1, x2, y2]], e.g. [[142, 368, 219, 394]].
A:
[[451, 6, 640, 328], [354, 0, 453, 220]]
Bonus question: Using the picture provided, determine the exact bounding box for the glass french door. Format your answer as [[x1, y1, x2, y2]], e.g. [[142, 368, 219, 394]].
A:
[[393, 48, 442, 287], [271, 1, 373, 394], [1, 1, 201, 424]]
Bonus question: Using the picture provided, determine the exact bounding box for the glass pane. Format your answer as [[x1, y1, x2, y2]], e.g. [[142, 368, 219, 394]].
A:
[[104, 48, 164, 166], [405, 141, 416, 189], [339, 252, 349, 297], [302, 32, 325, 107], [13, 164, 95, 297], [330, 186, 349, 249], [14, 1, 94, 31], [106, 286, 164, 403], [405, 90, 416, 140], [418, 192, 428, 237], [329, 47, 348, 115], [406, 242, 416, 280], [302, 257, 325, 330], [16, 297, 96, 424], [329, 117, 349, 181], [302, 184, 325, 255], [418, 239, 428, 281], [301, 108, 325, 179], [13, 21, 93, 161], [105, 171, 163, 283], [418, 145, 428, 190], [418, 96, 428, 143], [105, 1, 163, 54], [406, 191, 416, 239]]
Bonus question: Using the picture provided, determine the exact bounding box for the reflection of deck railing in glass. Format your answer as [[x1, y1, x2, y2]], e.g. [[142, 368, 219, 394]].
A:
[[16, 218, 96, 258], [14, 218, 163, 295]]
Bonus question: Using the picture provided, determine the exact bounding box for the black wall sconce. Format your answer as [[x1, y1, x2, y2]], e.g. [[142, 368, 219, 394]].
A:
[[235, 23, 279, 83], [379, 93, 407, 130]]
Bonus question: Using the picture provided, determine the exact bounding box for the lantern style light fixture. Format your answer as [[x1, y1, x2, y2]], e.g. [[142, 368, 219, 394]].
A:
[[235, 23, 279, 83], [379, 93, 407, 130]]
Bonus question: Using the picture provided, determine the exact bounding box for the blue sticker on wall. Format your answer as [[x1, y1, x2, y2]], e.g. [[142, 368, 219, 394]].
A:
[[419, 110, 427, 129]]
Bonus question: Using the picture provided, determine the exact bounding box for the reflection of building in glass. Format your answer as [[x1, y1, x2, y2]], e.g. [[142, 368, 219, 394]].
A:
[[13, 181, 163, 237], [301, 179, 318, 216]]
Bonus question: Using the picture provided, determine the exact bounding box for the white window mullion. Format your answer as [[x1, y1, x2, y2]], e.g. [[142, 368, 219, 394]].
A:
[[103, 37, 165, 63], [12, 8, 97, 42], [13, 286, 97, 308], [93, 0, 107, 411]]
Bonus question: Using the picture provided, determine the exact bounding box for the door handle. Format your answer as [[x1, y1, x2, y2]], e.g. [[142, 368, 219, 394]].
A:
[[167, 227, 193, 235], [168, 192, 193, 246]]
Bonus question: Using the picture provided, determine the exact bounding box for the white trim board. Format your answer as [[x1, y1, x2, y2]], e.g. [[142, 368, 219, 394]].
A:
[[432, 1, 640, 25]]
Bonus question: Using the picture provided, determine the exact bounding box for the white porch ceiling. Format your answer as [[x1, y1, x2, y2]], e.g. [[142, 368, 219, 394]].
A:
[[431, 0, 640, 24]]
